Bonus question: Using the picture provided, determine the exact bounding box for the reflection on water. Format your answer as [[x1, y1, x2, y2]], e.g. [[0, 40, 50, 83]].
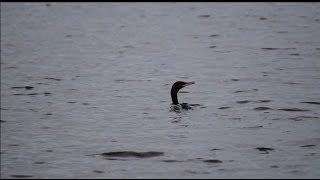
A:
[[1, 2, 320, 179]]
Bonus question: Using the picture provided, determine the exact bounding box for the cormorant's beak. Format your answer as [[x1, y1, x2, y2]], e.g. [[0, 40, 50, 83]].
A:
[[183, 81, 195, 87]]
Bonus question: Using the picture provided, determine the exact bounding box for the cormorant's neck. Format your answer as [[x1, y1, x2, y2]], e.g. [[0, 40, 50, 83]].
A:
[[171, 89, 179, 105]]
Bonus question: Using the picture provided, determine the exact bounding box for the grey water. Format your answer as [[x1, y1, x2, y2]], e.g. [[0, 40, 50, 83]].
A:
[[1, 2, 320, 179]]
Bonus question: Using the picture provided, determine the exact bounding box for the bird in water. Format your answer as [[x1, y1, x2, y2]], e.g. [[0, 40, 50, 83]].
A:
[[170, 81, 196, 111]]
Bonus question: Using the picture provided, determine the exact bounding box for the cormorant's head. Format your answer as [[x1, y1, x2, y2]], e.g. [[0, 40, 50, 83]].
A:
[[171, 81, 195, 93], [171, 81, 195, 105]]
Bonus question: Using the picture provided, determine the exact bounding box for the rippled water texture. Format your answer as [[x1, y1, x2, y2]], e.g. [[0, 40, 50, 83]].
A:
[[1, 2, 320, 178]]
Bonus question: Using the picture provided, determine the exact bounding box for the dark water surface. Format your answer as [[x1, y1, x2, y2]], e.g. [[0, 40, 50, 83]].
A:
[[1, 3, 320, 178]]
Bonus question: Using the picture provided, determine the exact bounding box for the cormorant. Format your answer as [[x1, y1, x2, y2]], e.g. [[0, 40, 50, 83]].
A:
[[170, 81, 195, 110]]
